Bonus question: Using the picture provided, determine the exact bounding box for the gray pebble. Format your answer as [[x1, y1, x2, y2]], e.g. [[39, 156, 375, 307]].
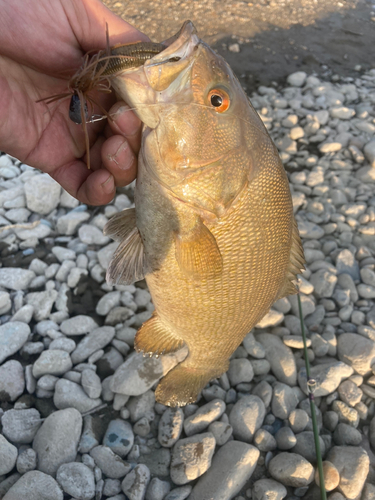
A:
[[288, 409, 309, 433], [158, 407, 184, 448], [275, 426, 297, 450], [229, 395, 266, 442], [0, 268, 35, 291], [189, 441, 259, 500], [170, 432, 216, 485], [56, 462, 95, 500], [81, 369, 102, 399], [103, 419, 134, 457], [1, 408, 42, 444], [208, 421, 233, 446], [255, 333, 297, 386], [16, 447, 37, 474], [184, 399, 225, 436], [103, 478, 122, 497], [32, 408, 82, 476], [271, 383, 299, 419], [32, 349, 72, 378], [121, 464, 150, 500], [293, 431, 326, 463], [90, 446, 131, 479], [0, 322, 30, 364], [0, 435, 18, 475], [60, 315, 98, 336], [145, 477, 170, 500], [0, 360, 25, 402], [253, 429, 277, 452], [228, 359, 254, 386], [54, 379, 102, 414], [253, 478, 287, 500], [71, 326, 115, 364], [269, 452, 314, 487], [3, 471, 63, 500]]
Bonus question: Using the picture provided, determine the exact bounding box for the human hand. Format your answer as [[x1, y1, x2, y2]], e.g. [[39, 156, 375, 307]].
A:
[[0, 0, 148, 205]]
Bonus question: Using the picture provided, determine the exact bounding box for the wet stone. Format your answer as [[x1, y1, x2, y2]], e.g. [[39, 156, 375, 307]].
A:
[[158, 407, 184, 448], [102, 419, 134, 458]]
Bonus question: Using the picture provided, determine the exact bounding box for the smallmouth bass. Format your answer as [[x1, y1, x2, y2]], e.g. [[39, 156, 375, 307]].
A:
[[104, 21, 305, 406]]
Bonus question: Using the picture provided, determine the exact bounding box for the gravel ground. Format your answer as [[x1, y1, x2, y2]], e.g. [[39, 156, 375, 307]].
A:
[[1, 3, 375, 500]]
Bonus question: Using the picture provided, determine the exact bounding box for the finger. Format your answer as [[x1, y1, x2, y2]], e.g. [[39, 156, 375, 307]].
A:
[[51, 160, 115, 206], [101, 135, 137, 187], [108, 101, 143, 153]]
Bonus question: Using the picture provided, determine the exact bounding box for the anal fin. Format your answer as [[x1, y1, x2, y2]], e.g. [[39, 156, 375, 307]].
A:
[[175, 221, 222, 280], [135, 314, 185, 356], [103, 208, 146, 285], [277, 218, 306, 299]]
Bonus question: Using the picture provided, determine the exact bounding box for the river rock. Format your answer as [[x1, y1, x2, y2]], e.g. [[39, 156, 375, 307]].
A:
[[1, 409, 42, 444], [0, 268, 35, 291], [170, 432, 216, 485], [121, 464, 150, 500], [229, 395, 266, 442], [102, 419, 134, 458], [189, 441, 259, 500], [71, 326, 115, 364], [184, 399, 225, 436], [298, 361, 353, 396], [0, 435, 17, 475], [32, 408, 82, 476], [327, 446, 369, 499], [110, 348, 188, 396], [24, 174, 61, 214], [32, 350, 72, 378], [56, 462, 95, 500], [0, 360, 25, 402], [253, 478, 287, 500], [271, 383, 298, 419], [0, 322, 30, 363], [255, 333, 297, 386], [158, 407, 184, 448], [90, 446, 131, 479], [269, 452, 314, 487], [3, 471, 63, 500], [337, 333, 375, 375], [54, 379, 102, 414]]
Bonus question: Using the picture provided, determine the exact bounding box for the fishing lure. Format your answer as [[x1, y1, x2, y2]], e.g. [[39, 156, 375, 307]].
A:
[[37, 26, 165, 168]]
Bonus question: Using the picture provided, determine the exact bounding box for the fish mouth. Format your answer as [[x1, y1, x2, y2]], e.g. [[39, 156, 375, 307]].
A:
[[111, 21, 201, 128]]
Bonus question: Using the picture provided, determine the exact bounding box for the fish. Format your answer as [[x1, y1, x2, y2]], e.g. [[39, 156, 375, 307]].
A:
[[103, 21, 305, 407]]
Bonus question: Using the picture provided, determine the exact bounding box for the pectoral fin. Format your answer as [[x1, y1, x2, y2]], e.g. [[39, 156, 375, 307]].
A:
[[135, 314, 185, 356], [277, 219, 306, 298], [175, 221, 222, 280], [103, 208, 146, 285]]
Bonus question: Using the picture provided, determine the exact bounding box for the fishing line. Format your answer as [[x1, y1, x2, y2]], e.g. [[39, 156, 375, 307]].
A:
[[297, 290, 327, 500]]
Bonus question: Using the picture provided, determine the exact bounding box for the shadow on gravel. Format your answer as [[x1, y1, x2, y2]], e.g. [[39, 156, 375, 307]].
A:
[[213, 2, 375, 90]]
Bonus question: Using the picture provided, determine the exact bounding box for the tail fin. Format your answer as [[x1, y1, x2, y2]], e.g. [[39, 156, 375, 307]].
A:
[[155, 362, 228, 407]]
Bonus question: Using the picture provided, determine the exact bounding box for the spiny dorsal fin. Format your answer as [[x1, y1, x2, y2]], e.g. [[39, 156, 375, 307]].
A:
[[277, 218, 306, 299], [175, 221, 222, 280], [135, 314, 185, 356], [104, 208, 146, 285]]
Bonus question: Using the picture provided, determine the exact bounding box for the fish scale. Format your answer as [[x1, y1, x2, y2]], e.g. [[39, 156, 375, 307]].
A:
[[104, 21, 305, 406]]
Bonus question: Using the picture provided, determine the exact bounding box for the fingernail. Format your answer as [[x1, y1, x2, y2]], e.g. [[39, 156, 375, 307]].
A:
[[101, 174, 115, 194], [113, 105, 130, 121]]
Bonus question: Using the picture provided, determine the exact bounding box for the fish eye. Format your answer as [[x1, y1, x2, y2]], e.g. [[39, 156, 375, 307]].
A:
[[208, 89, 230, 113], [168, 56, 181, 62]]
